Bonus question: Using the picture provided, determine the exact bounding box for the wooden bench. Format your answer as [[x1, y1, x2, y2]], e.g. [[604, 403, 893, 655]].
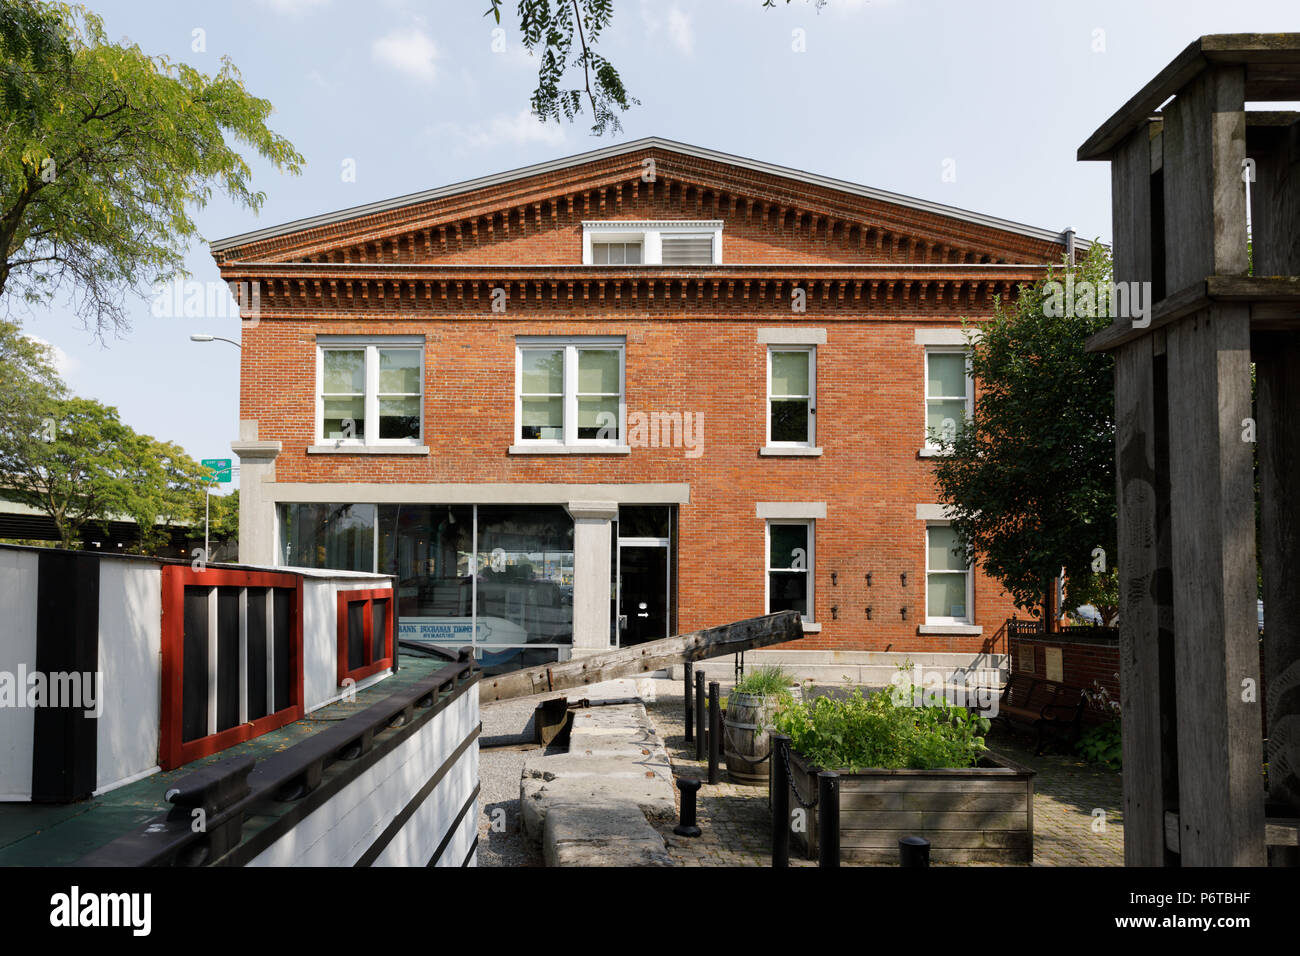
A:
[[986, 674, 1086, 754]]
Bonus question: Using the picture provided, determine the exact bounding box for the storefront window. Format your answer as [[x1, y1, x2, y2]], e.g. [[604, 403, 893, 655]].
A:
[[473, 505, 573, 669], [279, 503, 375, 572], [378, 505, 474, 644], [282, 502, 575, 672]]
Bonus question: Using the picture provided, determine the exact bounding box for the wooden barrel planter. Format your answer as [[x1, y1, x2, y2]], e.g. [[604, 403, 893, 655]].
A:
[[723, 692, 776, 784], [786, 748, 1035, 863], [723, 684, 802, 784]]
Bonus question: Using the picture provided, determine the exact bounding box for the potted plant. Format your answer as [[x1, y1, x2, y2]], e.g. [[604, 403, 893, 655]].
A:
[[772, 682, 1035, 863], [723, 665, 799, 784]]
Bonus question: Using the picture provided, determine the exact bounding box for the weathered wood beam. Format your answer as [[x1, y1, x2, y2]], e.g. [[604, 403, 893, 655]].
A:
[[479, 610, 804, 702]]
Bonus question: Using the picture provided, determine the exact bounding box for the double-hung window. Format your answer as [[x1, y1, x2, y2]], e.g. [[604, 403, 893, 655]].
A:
[[515, 338, 625, 447], [766, 520, 813, 620], [318, 338, 423, 446], [767, 347, 816, 446], [924, 348, 972, 451], [926, 524, 972, 624]]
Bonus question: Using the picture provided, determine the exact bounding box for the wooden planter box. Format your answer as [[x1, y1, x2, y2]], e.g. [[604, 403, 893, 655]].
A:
[[786, 748, 1035, 864]]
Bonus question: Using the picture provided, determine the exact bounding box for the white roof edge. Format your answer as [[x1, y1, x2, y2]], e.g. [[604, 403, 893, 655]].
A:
[[210, 136, 1079, 253]]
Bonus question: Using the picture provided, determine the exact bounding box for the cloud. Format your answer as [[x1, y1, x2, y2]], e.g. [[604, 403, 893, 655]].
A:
[[639, 1, 695, 55], [372, 26, 439, 83], [26, 335, 78, 379], [257, 0, 329, 14], [667, 5, 694, 55], [433, 109, 567, 151]]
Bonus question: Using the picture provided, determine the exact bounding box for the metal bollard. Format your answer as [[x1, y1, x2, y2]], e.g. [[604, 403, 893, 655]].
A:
[[771, 734, 791, 867], [684, 662, 694, 743], [673, 777, 702, 837], [818, 771, 840, 867], [694, 671, 706, 761], [899, 835, 930, 867], [708, 681, 721, 785]]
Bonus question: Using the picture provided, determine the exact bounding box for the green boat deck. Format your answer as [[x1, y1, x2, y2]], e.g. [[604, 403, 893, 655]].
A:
[[0, 654, 457, 866]]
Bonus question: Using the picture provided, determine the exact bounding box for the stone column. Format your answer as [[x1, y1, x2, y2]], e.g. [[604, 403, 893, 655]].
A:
[[566, 500, 618, 657], [231, 419, 281, 567]]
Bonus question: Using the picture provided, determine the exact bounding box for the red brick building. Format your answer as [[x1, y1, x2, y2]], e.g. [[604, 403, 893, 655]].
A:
[[212, 138, 1071, 675]]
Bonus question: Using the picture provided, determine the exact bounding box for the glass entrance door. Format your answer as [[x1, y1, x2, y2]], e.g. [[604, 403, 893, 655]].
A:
[[617, 540, 669, 646]]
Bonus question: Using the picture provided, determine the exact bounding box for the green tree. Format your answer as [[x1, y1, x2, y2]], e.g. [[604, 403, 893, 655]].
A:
[[486, 0, 825, 136], [0, 394, 137, 548], [0, 1, 303, 336], [126, 435, 209, 555], [0, 317, 62, 464], [932, 243, 1117, 623]]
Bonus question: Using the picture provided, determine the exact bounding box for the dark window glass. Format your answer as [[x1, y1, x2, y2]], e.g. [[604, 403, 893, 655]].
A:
[[280, 503, 375, 572], [770, 399, 809, 443], [476, 505, 574, 648], [618, 506, 670, 538]]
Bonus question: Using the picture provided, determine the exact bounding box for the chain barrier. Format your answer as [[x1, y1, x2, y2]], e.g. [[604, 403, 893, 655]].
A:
[[779, 739, 818, 809]]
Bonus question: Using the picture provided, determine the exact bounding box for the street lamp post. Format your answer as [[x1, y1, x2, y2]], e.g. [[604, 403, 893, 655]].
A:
[[190, 334, 241, 559]]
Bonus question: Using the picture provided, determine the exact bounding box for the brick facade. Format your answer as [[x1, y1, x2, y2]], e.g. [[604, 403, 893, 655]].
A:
[[217, 139, 1073, 659]]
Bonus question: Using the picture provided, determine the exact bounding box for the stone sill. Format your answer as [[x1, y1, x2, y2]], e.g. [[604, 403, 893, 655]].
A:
[[509, 444, 631, 455], [917, 624, 984, 636], [760, 446, 823, 457], [918, 447, 950, 458], [307, 444, 430, 455], [801, 622, 822, 633]]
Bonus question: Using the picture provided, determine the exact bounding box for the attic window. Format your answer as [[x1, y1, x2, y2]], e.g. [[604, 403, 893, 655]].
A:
[[592, 241, 643, 265], [582, 220, 722, 266], [661, 235, 714, 265]]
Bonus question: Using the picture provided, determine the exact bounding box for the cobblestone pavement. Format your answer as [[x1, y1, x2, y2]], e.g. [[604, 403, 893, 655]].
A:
[[642, 679, 1124, 867]]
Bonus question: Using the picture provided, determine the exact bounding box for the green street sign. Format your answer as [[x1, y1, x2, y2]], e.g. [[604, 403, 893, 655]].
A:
[[201, 458, 232, 483]]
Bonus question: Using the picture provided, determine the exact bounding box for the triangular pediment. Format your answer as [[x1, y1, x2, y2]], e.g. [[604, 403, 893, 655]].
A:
[[211, 138, 1068, 270]]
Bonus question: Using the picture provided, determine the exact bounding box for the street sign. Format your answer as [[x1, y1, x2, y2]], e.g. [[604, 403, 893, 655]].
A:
[[201, 458, 232, 483]]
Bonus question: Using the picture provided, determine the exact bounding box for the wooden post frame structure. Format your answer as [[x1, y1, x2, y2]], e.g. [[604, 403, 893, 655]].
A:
[[1080, 33, 1300, 866]]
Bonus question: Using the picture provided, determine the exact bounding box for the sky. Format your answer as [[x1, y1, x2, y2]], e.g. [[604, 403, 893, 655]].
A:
[[15, 0, 1300, 489]]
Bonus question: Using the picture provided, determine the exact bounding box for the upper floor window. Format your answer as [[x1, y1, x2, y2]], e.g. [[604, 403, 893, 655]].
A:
[[767, 347, 815, 446], [926, 524, 972, 624], [318, 337, 423, 445], [583, 220, 722, 265], [516, 337, 625, 446], [924, 348, 972, 450]]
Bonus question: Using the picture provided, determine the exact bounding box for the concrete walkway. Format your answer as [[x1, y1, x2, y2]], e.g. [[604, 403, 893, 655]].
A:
[[642, 678, 1124, 866]]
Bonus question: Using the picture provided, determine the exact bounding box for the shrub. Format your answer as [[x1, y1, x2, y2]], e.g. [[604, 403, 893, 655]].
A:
[[1076, 719, 1122, 771], [773, 685, 989, 771]]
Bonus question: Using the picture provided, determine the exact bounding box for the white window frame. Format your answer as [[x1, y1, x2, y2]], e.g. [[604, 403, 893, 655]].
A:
[[582, 220, 723, 265], [316, 336, 425, 447], [514, 336, 626, 448], [925, 522, 973, 626], [765, 519, 815, 624], [923, 346, 974, 452], [766, 346, 816, 448]]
